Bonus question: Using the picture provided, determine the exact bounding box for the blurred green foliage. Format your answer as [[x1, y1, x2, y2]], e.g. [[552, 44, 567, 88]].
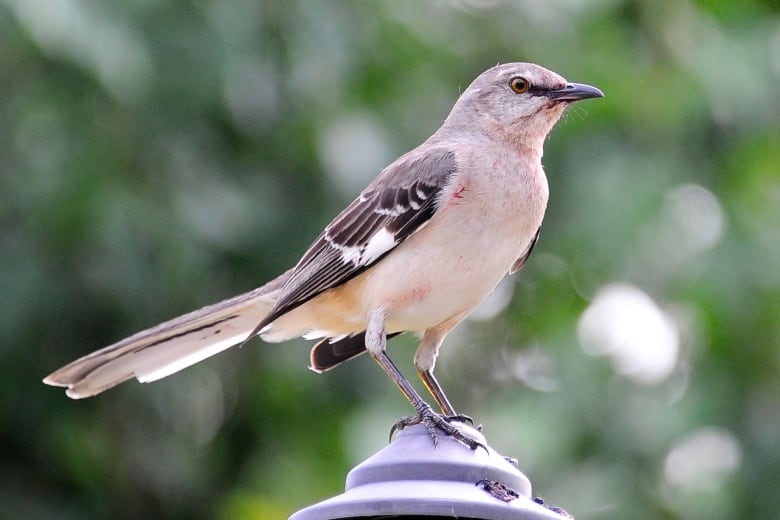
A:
[[2, 0, 779, 518]]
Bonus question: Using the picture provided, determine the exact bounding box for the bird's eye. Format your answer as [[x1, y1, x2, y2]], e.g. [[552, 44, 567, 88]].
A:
[[510, 77, 530, 94]]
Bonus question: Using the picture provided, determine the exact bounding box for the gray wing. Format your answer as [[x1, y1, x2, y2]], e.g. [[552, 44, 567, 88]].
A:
[[253, 147, 457, 331]]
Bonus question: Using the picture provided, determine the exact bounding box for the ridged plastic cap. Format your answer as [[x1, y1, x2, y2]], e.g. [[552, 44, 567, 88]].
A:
[[289, 422, 565, 519]]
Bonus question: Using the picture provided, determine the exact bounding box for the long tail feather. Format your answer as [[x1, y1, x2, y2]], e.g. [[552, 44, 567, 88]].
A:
[[43, 269, 292, 398]]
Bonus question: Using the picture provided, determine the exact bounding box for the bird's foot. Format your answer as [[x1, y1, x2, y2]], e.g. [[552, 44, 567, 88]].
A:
[[390, 403, 486, 451]]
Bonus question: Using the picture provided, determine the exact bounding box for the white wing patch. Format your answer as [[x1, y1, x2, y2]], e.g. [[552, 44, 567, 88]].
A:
[[333, 243, 362, 265], [361, 227, 396, 265], [327, 227, 397, 267]]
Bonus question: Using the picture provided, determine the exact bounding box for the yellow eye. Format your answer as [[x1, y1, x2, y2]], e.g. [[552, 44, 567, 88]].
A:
[[510, 77, 530, 94]]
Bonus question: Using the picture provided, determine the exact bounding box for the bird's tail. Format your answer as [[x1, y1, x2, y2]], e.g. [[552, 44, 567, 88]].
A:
[[43, 269, 292, 399]]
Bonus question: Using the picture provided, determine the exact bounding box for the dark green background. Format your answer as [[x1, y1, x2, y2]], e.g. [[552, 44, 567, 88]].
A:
[[2, 1, 779, 518]]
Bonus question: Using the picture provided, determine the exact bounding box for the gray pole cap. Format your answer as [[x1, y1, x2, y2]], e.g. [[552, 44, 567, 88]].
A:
[[289, 422, 567, 519]]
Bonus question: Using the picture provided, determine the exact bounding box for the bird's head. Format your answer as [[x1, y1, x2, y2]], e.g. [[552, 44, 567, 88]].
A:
[[445, 62, 604, 149]]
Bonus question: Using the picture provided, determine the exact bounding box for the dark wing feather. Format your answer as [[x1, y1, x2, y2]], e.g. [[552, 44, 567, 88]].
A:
[[309, 332, 403, 372], [253, 148, 457, 332], [510, 225, 541, 274]]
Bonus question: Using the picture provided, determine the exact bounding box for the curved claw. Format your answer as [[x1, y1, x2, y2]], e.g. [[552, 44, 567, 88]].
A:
[[388, 414, 421, 442], [444, 413, 474, 425], [443, 414, 484, 432]]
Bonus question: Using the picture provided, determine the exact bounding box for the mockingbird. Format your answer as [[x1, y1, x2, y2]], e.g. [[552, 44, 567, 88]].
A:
[[45, 62, 603, 448]]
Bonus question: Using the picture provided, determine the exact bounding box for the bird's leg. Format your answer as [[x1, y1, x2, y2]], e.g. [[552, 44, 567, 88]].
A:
[[418, 367, 456, 416], [413, 320, 476, 425], [365, 309, 482, 450], [418, 368, 475, 427]]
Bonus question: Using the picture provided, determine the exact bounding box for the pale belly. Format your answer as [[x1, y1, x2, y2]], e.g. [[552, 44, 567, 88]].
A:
[[359, 227, 516, 332]]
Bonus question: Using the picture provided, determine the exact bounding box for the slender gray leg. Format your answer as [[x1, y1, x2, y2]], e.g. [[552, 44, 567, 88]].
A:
[[365, 309, 482, 450]]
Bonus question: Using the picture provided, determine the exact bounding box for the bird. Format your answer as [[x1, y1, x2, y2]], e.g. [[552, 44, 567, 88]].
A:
[[44, 62, 603, 448]]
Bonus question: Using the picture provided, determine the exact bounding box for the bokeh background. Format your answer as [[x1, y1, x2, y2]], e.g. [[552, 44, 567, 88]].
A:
[[2, 0, 779, 518]]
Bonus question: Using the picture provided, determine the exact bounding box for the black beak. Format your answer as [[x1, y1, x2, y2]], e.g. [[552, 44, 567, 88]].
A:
[[546, 82, 604, 102]]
